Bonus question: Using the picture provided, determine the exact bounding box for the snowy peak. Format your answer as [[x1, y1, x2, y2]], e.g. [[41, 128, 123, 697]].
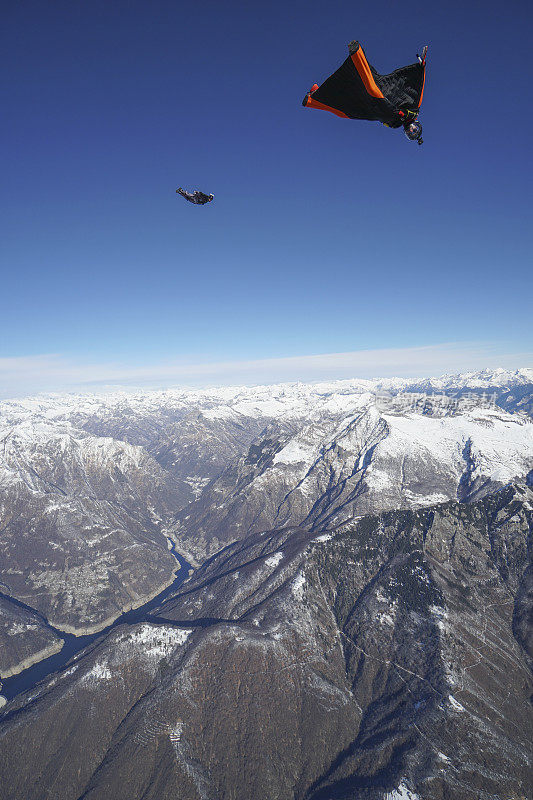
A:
[[1, 366, 531, 422], [0, 369, 531, 653], [409, 366, 533, 390], [170, 397, 532, 560]]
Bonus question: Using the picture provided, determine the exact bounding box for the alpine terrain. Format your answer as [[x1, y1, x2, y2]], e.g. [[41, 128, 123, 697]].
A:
[[0, 368, 531, 800]]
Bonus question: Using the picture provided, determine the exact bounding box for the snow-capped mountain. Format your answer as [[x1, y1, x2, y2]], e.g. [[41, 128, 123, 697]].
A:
[[2, 366, 531, 428], [170, 402, 532, 561], [0, 369, 531, 673], [0, 420, 182, 641], [404, 366, 533, 391]]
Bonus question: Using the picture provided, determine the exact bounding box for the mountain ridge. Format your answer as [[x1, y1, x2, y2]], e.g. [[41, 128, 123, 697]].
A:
[[1, 482, 531, 800], [1, 370, 531, 677]]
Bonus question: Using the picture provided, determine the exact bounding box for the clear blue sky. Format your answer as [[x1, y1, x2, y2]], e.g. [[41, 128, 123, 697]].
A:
[[1, 0, 532, 392]]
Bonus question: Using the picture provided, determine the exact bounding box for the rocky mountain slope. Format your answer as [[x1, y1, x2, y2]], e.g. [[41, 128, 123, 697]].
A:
[[1, 483, 531, 800], [170, 402, 532, 561], [0, 595, 63, 679], [0, 420, 181, 646], [0, 369, 531, 674]]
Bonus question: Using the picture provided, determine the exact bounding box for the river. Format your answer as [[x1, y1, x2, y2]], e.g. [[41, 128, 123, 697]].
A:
[[0, 542, 192, 705]]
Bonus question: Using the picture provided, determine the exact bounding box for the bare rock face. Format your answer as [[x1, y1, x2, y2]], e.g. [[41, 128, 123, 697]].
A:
[[171, 404, 533, 561], [0, 423, 181, 636], [69, 404, 266, 502], [1, 372, 532, 676], [1, 485, 531, 800], [0, 370, 533, 669]]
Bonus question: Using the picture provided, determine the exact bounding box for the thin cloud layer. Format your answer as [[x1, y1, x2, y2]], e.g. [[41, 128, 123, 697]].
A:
[[0, 344, 531, 399]]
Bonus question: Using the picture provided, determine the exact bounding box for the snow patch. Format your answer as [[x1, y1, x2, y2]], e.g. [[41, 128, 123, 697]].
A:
[[448, 694, 466, 712], [385, 781, 420, 800], [264, 552, 284, 568], [430, 604, 448, 633], [124, 624, 192, 661], [169, 721, 184, 744], [81, 662, 113, 683], [314, 532, 334, 543], [377, 611, 396, 626], [273, 439, 315, 466], [291, 571, 306, 600]]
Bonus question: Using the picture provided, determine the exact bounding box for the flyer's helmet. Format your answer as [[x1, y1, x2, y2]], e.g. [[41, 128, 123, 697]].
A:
[[404, 121, 423, 143]]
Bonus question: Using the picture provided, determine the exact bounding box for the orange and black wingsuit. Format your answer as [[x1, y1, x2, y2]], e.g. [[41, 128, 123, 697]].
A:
[[303, 40, 426, 131]]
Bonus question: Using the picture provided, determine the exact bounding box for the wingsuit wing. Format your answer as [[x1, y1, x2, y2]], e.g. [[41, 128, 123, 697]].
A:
[[376, 57, 425, 116], [303, 41, 425, 128]]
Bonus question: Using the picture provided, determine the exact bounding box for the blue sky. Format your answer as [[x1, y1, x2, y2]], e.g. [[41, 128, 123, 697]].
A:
[[1, 0, 531, 394]]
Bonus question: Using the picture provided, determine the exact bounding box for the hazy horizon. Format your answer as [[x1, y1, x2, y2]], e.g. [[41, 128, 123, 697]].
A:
[[1, 343, 531, 400]]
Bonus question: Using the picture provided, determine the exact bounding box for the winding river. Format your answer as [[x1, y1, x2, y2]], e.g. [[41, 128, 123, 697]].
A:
[[0, 543, 192, 705]]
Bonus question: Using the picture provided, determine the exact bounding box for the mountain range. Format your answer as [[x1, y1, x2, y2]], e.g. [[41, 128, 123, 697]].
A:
[[0, 368, 532, 799]]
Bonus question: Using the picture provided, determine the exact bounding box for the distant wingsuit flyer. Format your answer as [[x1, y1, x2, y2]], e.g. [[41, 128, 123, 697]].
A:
[[176, 187, 214, 205], [303, 41, 427, 144]]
